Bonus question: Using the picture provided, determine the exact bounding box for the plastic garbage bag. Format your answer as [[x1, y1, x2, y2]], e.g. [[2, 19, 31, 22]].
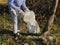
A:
[[23, 11, 40, 34]]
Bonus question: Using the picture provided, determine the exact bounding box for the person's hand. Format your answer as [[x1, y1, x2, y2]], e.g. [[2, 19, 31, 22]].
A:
[[16, 7, 20, 12], [24, 7, 30, 12], [16, 7, 24, 15], [19, 9, 24, 15]]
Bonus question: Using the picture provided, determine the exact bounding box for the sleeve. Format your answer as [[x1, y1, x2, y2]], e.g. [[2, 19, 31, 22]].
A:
[[8, 0, 18, 9], [21, 0, 27, 10]]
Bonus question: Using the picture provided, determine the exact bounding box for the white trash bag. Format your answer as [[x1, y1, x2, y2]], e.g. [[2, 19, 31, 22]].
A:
[[23, 11, 40, 33]]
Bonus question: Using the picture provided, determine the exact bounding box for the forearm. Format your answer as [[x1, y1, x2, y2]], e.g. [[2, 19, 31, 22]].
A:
[[8, 2, 18, 10], [24, 7, 30, 12]]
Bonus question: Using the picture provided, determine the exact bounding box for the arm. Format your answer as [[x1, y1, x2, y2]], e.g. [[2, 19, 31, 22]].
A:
[[8, 0, 18, 10], [21, 0, 30, 12]]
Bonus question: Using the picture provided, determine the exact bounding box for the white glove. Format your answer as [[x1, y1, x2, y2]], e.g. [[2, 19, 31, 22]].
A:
[[24, 7, 30, 12], [15, 7, 20, 12], [16, 7, 24, 15], [19, 10, 24, 15]]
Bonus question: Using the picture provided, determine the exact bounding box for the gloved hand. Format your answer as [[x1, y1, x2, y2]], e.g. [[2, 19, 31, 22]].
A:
[[15, 7, 20, 12], [24, 7, 30, 12], [16, 7, 24, 15], [19, 10, 24, 15]]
